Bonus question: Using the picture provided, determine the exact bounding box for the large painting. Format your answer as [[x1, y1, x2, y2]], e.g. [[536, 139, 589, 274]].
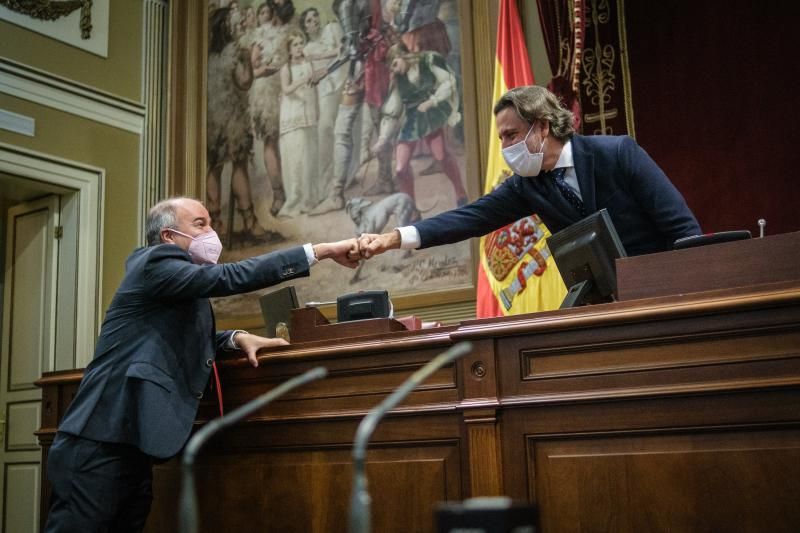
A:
[[205, 0, 477, 321]]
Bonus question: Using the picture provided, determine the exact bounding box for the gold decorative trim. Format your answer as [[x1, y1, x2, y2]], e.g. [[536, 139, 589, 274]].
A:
[[0, 0, 93, 39], [616, 0, 636, 138], [581, 0, 617, 135], [571, 0, 585, 93]]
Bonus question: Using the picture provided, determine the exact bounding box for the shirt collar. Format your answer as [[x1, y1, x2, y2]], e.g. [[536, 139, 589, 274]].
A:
[[552, 138, 573, 170]]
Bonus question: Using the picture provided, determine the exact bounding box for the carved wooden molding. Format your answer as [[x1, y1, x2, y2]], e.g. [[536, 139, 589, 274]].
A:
[[0, 0, 93, 38], [454, 283, 800, 340]]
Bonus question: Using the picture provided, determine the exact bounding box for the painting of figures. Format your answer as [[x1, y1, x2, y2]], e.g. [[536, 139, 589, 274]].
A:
[[206, 0, 475, 319]]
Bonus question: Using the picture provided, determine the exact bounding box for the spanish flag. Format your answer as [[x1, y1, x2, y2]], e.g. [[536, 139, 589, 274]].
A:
[[475, 0, 567, 318]]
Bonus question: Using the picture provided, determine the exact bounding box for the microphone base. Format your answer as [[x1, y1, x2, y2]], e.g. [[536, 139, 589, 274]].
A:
[[436, 497, 537, 533]]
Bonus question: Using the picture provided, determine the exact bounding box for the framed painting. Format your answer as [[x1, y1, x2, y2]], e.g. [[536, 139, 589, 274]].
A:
[[184, 0, 482, 325]]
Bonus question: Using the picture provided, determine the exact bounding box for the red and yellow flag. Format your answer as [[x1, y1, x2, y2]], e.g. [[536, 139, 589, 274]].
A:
[[475, 0, 566, 318]]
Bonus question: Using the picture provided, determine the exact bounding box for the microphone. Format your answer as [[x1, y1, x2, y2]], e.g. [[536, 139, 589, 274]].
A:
[[179, 366, 328, 533], [348, 342, 473, 533]]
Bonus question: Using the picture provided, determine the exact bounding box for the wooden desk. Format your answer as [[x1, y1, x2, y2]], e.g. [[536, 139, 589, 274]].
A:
[[37, 282, 800, 532], [616, 231, 800, 301]]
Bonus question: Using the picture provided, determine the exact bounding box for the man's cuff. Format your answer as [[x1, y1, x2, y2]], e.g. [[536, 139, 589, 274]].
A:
[[226, 330, 248, 350], [397, 226, 421, 249], [303, 243, 317, 266]]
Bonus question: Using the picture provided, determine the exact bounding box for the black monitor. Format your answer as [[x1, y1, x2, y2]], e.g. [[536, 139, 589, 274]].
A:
[[547, 209, 627, 308], [337, 290, 391, 322], [259, 286, 299, 338]]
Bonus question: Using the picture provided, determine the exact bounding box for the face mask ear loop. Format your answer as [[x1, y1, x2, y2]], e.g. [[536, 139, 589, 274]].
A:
[[522, 121, 535, 148], [522, 121, 543, 156], [169, 228, 194, 241], [523, 121, 535, 140]]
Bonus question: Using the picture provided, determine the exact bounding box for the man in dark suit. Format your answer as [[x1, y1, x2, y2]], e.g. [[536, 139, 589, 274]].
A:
[[44, 197, 360, 532], [358, 85, 700, 258]]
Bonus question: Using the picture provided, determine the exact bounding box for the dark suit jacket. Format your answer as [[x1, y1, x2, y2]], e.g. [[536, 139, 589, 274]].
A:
[[415, 134, 701, 256], [59, 244, 309, 458]]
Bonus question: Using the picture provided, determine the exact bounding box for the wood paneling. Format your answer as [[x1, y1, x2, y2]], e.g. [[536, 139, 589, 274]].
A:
[[533, 428, 800, 532], [616, 232, 800, 301], [149, 418, 462, 533], [37, 279, 800, 532]]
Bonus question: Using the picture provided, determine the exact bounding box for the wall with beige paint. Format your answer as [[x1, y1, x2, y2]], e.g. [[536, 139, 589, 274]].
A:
[[0, 0, 146, 311], [1, 1, 142, 101]]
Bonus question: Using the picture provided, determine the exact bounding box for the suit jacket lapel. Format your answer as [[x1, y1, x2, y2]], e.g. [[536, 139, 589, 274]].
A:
[[532, 172, 583, 226], [571, 135, 597, 213]]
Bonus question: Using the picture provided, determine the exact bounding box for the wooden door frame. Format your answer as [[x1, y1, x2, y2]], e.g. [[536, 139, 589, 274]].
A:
[[0, 142, 104, 367]]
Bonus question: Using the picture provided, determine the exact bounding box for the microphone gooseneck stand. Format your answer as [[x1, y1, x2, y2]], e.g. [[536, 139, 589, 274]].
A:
[[179, 366, 328, 533], [348, 342, 473, 533]]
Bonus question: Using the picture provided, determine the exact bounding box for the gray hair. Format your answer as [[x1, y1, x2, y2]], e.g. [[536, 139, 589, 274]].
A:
[[493, 85, 575, 141], [145, 197, 190, 246]]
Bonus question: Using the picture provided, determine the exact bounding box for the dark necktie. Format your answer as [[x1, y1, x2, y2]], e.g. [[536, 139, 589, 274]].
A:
[[547, 167, 586, 217]]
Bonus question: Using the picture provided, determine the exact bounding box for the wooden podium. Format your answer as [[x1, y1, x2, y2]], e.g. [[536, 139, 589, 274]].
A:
[[289, 306, 407, 343], [616, 231, 800, 300], [36, 234, 800, 532]]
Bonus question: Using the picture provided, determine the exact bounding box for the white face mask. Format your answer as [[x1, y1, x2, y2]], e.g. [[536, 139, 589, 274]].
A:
[[501, 123, 546, 177], [169, 229, 223, 265]]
